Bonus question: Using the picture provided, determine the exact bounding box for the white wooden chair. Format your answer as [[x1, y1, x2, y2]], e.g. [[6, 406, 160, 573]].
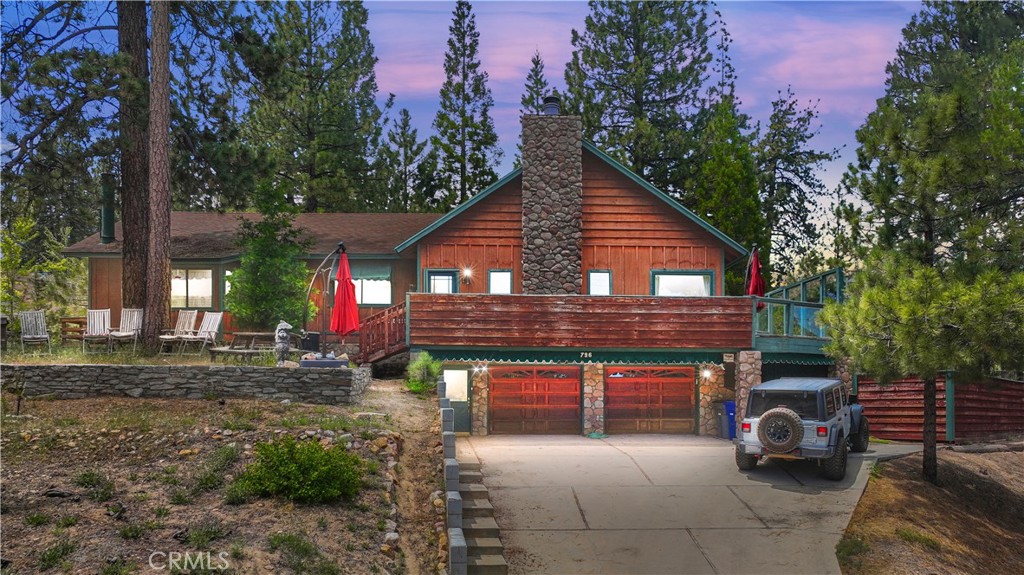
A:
[[179, 312, 223, 356], [159, 309, 197, 354], [82, 309, 111, 353], [109, 308, 143, 353], [17, 310, 51, 354]]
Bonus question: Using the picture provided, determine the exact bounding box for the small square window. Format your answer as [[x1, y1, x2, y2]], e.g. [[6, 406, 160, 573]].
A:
[[488, 270, 512, 294], [653, 272, 711, 297], [588, 271, 611, 295]]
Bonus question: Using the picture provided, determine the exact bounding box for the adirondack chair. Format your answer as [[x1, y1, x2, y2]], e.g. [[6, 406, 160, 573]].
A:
[[159, 309, 197, 354], [179, 312, 223, 356], [82, 309, 111, 353], [109, 308, 143, 353], [17, 310, 51, 354]]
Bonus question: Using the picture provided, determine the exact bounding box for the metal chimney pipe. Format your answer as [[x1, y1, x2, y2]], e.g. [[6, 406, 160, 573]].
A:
[[541, 95, 561, 116], [100, 173, 116, 244]]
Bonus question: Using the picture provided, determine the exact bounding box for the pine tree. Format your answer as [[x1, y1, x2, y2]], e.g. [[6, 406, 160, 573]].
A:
[[379, 108, 429, 212], [753, 87, 836, 282], [825, 1, 1024, 484], [242, 0, 384, 212], [432, 0, 502, 207], [568, 1, 715, 193], [520, 50, 549, 115]]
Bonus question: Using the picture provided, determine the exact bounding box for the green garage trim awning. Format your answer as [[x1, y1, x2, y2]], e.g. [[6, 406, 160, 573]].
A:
[[419, 347, 727, 365], [761, 353, 835, 366]]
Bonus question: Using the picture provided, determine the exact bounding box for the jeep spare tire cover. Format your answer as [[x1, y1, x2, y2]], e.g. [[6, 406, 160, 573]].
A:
[[757, 407, 804, 453]]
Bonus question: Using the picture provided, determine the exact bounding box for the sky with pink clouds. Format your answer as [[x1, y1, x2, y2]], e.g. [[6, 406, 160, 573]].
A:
[[366, 0, 924, 193]]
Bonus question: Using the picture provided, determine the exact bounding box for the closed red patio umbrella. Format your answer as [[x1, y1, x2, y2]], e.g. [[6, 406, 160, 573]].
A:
[[746, 248, 766, 310], [330, 251, 360, 337]]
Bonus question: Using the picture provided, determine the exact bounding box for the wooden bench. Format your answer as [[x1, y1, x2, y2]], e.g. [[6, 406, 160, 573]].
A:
[[208, 331, 304, 362]]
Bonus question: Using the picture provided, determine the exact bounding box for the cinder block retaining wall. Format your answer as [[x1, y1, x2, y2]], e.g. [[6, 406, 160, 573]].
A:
[[0, 364, 371, 405]]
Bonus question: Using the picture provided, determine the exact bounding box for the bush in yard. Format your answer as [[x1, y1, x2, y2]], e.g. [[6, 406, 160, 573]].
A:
[[228, 436, 363, 504], [405, 352, 442, 394]]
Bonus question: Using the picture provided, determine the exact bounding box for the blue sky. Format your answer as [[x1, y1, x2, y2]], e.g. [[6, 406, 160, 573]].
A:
[[366, 0, 922, 192]]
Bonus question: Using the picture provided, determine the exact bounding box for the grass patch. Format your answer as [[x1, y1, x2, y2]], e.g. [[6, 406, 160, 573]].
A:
[[870, 437, 892, 444], [73, 470, 115, 501], [154, 506, 170, 518], [25, 512, 51, 526], [99, 559, 136, 575], [193, 444, 242, 493], [268, 532, 340, 575], [169, 489, 193, 505], [118, 522, 149, 540], [228, 436, 363, 504], [220, 406, 261, 431], [187, 518, 229, 549], [277, 414, 353, 432], [38, 539, 77, 570], [896, 527, 941, 551], [836, 533, 870, 566], [56, 515, 79, 528], [870, 463, 884, 479], [53, 416, 83, 427]]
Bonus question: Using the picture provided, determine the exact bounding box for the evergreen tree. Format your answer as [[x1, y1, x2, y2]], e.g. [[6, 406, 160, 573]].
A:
[[691, 95, 764, 294], [567, 1, 715, 193], [242, 0, 384, 212], [520, 50, 549, 115], [432, 0, 502, 207], [379, 108, 430, 212], [825, 1, 1024, 484], [753, 87, 836, 282]]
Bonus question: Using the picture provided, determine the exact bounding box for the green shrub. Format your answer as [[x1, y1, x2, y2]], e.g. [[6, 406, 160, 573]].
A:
[[229, 436, 363, 504], [25, 512, 50, 526], [118, 522, 148, 540], [56, 515, 79, 528], [38, 539, 77, 570], [405, 352, 442, 394]]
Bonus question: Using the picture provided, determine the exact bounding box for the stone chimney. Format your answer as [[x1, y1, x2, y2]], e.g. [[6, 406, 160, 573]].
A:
[[520, 96, 584, 295]]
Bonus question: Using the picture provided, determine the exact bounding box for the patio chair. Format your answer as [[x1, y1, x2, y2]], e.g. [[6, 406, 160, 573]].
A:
[[179, 312, 223, 356], [82, 309, 111, 353], [17, 310, 51, 354], [109, 308, 143, 353], [159, 309, 197, 354]]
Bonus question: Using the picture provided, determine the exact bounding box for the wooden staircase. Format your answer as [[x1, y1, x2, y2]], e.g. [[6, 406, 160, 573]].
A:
[[358, 302, 408, 364]]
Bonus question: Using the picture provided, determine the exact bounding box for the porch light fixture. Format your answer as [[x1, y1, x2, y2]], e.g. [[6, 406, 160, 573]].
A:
[[461, 268, 472, 284], [697, 362, 724, 381], [473, 363, 488, 373]]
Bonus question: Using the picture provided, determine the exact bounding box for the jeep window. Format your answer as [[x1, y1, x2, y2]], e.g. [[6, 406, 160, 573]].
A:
[[748, 391, 820, 420], [840, 386, 848, 406], [834, 388, 844, 410], [825, 388, 837, 417]]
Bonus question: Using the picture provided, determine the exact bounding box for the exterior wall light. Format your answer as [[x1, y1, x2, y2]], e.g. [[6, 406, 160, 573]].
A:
[[462, 268, 472, 284]]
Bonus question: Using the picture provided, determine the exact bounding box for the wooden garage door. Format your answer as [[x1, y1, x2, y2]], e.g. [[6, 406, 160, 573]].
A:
[[489, 366, 581, 434], [605, 366, 696, 433]]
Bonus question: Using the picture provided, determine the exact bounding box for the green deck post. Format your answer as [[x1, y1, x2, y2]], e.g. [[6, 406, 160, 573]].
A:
[[945, 371, 956, 442]]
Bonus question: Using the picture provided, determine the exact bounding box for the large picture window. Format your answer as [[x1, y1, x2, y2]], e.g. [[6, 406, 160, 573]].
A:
[[652, 271, 713, 297], [171, 269, 213, 308]]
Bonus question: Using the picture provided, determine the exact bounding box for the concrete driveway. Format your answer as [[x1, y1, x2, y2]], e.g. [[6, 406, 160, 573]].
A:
[[458, 435, 920, 575]]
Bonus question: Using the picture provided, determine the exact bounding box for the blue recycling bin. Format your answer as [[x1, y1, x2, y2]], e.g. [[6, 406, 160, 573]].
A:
[[724, 400, 737, 439]]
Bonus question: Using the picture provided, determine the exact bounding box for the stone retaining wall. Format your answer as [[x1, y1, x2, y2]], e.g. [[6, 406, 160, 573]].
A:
[[0, 363, 371, 405]]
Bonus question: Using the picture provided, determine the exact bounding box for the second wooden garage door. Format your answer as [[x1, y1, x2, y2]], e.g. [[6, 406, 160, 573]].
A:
[[489, 366, 581, 434], [605, 366, 696, 433]]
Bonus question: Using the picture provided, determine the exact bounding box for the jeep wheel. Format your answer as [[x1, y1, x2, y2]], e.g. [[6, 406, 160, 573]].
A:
[[756, 408, 804, 453], [850, 417, 870, 453], [735, 447, 758, 471], [822, 434, 847, 480]]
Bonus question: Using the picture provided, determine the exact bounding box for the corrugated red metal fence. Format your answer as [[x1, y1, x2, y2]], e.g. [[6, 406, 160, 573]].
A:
[[857, 375, 1024, 442]]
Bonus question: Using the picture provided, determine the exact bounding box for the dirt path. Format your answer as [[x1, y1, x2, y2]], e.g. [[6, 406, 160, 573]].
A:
[[361, 379, 442, 575]]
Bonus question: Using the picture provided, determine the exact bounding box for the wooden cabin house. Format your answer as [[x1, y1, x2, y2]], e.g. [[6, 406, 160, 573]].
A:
[[67, 101, 838, 437]]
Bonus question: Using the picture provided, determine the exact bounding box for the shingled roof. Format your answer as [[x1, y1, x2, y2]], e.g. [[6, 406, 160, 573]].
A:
[[65, 212, 443, 259]]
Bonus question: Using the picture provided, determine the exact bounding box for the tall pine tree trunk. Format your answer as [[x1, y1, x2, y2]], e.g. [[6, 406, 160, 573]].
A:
[[117, 0, 150, 309], [144, 0, 171, 349], [922, 376, 938, 483]]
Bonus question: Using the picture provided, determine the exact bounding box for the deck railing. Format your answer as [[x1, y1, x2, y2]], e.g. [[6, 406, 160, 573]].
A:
[[754, 297, 827, 339], [358, 302, 407, 363]]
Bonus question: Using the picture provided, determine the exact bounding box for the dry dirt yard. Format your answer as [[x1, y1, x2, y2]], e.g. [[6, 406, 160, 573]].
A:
[[0, 379, 443, 575], [839, 445, 1024, 575]]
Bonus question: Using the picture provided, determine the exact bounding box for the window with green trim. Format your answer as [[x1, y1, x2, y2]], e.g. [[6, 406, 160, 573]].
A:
[[588, 270, 612, 295], [488, 270, 512, 294], [426, 270, 459, 294], [171, 269, 213, 308], [652, 271, 712, 297]]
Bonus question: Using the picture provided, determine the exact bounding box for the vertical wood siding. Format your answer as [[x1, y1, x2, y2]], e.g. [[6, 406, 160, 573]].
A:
[[582, 151, 726, 295], [89, 258, 123, 321], [417, 179, 524, 293]]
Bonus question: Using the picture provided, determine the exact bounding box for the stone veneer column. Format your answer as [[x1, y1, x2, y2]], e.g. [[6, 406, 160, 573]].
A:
[[735, 351, 763, 426], [698, 366, 735, 436], [471, 368, 489, 435], [829, 359, 853, 391], [520, 113, 583, 294], [582, 364, 605, 435]]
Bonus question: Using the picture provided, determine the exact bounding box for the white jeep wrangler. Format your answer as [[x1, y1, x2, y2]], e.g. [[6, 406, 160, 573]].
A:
[[734, 378, 870, 480]]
